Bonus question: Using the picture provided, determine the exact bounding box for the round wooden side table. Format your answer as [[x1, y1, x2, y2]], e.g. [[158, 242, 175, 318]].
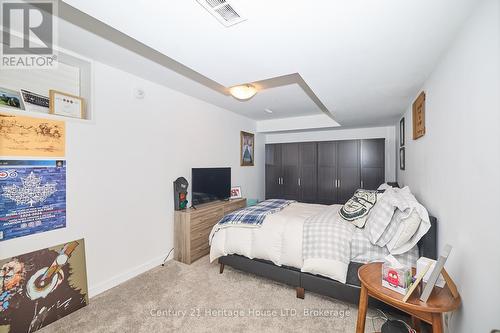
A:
[[356, 262, 461, 333]]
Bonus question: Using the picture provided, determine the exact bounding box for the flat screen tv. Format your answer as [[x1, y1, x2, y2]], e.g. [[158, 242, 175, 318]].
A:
[[191, 167, 231, 206]]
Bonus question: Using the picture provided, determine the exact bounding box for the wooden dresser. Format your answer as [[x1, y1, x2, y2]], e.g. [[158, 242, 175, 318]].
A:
[[174, 198, 246, 264]]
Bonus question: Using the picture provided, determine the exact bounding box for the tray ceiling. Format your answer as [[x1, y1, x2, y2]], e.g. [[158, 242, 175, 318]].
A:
[[62, 0, 479, 126]]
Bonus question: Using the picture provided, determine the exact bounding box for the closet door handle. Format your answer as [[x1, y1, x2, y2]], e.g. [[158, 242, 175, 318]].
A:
[[361, 180, 364, 188], [298, 178, 301, 187], [338, 179, 341, 188]]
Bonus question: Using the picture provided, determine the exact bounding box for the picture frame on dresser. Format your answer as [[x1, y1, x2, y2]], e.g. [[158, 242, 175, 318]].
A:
[[230, 186, 242, 199]]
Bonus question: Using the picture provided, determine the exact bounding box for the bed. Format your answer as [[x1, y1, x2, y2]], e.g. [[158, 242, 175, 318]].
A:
[[209, 187, 437, 307]]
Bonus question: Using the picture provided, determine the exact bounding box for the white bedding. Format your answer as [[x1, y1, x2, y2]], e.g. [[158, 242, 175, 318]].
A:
[[210, 202, 326, 268], [210, 201, 422, 283]]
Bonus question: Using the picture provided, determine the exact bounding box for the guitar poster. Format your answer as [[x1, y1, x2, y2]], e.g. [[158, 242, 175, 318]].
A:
[[0, 239, 89, 333]]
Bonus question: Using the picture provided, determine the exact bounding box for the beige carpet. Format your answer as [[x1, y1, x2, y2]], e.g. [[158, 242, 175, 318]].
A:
[[39, 256, 389, 333]]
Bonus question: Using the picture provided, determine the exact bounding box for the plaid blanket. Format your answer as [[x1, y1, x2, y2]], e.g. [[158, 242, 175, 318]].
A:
[[302, 205, 356, 283], [217, 199, 295, 228]]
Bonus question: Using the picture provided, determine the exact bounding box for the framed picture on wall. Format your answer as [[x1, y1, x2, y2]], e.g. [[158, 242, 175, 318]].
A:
[[240, 131, 255, 166], [399, 147, 405, 170], [49, 90, 85, 119], [412, 91, 426, 139], [399, 117, 405, 147], [0, 87, 23, 110]]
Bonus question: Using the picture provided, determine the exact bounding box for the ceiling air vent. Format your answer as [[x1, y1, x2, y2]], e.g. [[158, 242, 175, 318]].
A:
[[196, 0, 246, 27]]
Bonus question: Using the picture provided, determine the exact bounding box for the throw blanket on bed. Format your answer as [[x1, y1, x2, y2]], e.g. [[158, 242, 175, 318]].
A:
[[302, 205, 356, 283], [217, 199, 295, 228]]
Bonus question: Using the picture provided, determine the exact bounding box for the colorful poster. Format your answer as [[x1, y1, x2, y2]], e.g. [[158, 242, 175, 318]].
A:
[[0, 239, 89, 333], [0, 113, 65, 157], [0, 160, 66, 242]]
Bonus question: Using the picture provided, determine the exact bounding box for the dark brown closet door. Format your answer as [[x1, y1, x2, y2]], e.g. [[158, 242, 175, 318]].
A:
[[360, 139, 385, 190], [298, 142, 317, 203], [281, 143, 300, 200], [337, 140, 360, 204], [317, 141, 337, 205], [265, 144, 283, 199]]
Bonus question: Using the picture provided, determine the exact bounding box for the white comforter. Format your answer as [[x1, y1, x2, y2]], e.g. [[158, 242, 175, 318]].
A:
[[210, 198, 424, 283], [209, 202, 327, 268]]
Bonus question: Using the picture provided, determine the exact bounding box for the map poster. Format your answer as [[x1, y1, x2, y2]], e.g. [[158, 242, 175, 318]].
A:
[[0, 160, 66, 242], [0, 113, 65, 157]]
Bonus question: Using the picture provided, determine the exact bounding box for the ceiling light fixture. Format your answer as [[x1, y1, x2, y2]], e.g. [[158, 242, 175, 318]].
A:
[[229, 84, 258, 100], [264, 108, 273, 114]]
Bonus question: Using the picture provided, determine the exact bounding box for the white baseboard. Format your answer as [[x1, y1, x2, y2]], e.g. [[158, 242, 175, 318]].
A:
[[88, 255, 170, 298]]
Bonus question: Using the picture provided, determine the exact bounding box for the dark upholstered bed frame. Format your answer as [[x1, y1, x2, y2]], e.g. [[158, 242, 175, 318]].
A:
[[218, 217, 437, 308]]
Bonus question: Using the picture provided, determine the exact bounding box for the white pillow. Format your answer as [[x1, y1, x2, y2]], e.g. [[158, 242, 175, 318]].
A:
[[373, 209, 404, 247], [389, 188, 431, 254], [365, 188, 407, 244], [377, 183, 393, 191], [366, 186, 430, 254], [386, 209, 421, 254]]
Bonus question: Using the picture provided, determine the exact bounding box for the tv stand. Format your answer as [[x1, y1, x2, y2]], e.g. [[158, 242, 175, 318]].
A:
[[174, 198, 246, 264]]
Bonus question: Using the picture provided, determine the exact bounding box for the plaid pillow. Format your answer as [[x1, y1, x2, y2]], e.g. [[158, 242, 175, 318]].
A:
[[365, 187, 410, 244], [374, 209, 405, 247]]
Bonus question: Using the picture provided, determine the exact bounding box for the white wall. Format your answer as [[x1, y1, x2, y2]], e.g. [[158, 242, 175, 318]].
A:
[[266, 126, 397, 181], [0, 62, 265, 297], [256, 114, 340, 133], [396, 1, 500, 331]]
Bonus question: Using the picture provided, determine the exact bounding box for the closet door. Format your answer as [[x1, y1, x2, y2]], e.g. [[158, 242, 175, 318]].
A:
[[281, 143, 300, 200], [298, 142, 318, 203], [337, 140, 361, 204], [265, 144, 283, 199], [317, 141, 337, 205], [360, 139, 385, 190]]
